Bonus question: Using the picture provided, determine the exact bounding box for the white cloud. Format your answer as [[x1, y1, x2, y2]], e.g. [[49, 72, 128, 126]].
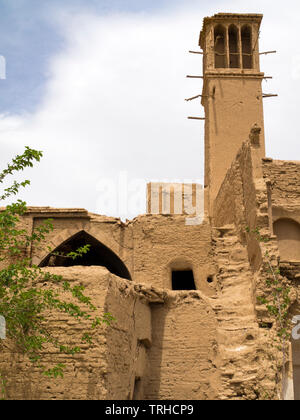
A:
[[1, 0, 300, 219]]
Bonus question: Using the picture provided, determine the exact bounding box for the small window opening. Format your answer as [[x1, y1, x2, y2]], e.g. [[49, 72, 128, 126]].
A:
[[207, 275, 214, 284], [241, 25, 252, 69], [172, 270, 196, 291], [214, 25, 226, 68], [229, 25, 239, 68]]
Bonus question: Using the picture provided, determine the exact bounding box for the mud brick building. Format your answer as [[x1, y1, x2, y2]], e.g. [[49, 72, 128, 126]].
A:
[[1, 13, 300, 400]]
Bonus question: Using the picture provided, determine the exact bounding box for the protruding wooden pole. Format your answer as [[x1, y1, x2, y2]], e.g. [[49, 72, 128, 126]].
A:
[[188, 50, 204, 54], [187, 117, 205, 120], [259, 50, 277, 55], [186, 75, 204, 79], [185, 94, 203, 102], [262, 93, 278, 98]]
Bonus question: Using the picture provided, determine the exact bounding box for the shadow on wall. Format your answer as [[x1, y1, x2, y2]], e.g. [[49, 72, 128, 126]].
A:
[[273, 219, 300, 262], [39, 230, 131, 280]]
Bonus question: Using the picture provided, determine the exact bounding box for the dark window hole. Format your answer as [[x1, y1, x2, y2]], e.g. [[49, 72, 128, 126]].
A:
[[172, 270, 196, 291], [259, 322, 273, 329]]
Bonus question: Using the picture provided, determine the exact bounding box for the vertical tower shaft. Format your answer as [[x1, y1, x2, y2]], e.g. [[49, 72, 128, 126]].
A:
[[200, 13, 266, 214]]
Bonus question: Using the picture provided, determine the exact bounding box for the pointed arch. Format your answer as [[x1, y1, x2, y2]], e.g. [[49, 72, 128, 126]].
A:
[[214, 24, 226, 68], [39, 230, 131, 280], [241, 25, 252, 69]]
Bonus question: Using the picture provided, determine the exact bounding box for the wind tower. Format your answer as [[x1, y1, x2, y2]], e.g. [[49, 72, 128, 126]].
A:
[[199, 13, 266, 214]]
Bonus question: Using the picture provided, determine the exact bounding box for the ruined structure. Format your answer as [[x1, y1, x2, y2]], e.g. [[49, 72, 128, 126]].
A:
[[1, 13, 300, 400]]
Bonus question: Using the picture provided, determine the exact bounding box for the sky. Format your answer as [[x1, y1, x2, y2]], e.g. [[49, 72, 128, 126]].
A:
[[0, 0, 300, 219]]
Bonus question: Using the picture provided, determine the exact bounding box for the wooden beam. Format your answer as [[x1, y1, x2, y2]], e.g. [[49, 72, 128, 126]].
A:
[[189, 50, 204, 55], [259, 50, 277, 55], [262, 94, 278, 98], [185, 94, 203, 102]]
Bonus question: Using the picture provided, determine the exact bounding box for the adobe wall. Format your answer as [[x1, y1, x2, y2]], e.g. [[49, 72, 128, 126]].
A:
[[145, 291, 219, 400], [21, 209, 215, 296], [204, 75, 265, 213], [263, 159, 300, 224], [104, 278, 156, 400], [1, 208, 220, 399], [262, 160, 300, 262], [0, 264, 222, 400], [131, 215, 215, 294], [212, 139, 283, 398], [263, 160, 300, 210], [0, 267, 155, 400], [0, 267, 110, 399], [212, 139, 300, 399], [213, 138, 269, 271], [29, 209, 134, 278]]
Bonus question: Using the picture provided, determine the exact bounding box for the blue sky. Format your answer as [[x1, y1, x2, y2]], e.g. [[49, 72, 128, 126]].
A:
[[0, 0, 186, 114], [1, 0, 300, 218]]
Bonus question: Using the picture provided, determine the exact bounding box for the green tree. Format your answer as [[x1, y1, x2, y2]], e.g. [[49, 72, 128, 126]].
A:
[[0, 147, 114, 398]]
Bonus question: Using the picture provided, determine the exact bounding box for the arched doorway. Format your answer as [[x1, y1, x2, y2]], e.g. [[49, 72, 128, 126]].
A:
[[39, 230, 131, 280]]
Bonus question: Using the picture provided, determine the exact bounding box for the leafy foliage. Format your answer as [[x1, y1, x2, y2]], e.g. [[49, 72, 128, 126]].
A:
[[0, 147, 115, 390]]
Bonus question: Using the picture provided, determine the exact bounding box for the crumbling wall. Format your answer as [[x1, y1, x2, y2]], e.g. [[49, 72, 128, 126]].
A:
[[104, 278, 157, 400], [0, 265, 222, 400], [131, 215, 216, 295], [145, 291, 219, 400], [212, 139, 288, 399], [213, 140, 269, 271], [263, 160, 300, 212], [22, 208, 134, 279], [262, 160, 300, 261], [0, 267, 152, 400], [0, 267, 110, 399]]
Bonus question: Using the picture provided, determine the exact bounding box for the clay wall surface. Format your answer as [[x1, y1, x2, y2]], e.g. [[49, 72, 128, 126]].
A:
[[130, 215, 216, 294], [0, 267, 155, 400], [16, 209, 215, 295], [104, 277, 154, 400], [0, 267, 110, 399], [213, 140, 269, 271], [22, 208, 134, 279], [145, 291, 219, 400], [263, 160, 300, 262], [263, 160, 300, 214], [203, 76, 265, 212], [0, 264, 222, 400]]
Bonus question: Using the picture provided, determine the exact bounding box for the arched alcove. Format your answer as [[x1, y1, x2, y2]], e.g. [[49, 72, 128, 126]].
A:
[[241, 25, 252, 69], [273, 219, 300, 261], [228, 24, 239, 68], [214, 25, 226, 68], [39, 230, 131, 280]]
